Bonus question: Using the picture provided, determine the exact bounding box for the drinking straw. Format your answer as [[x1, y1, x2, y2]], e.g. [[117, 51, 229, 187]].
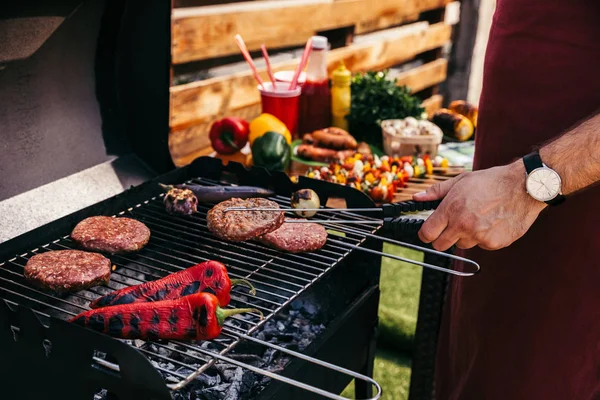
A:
[[235, 34, 265, 89], [289, 38, 312, 90], [260, 44, 277, 89]]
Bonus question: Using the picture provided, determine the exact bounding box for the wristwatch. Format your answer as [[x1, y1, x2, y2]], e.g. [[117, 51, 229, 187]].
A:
[[522, 151, 565, 206]]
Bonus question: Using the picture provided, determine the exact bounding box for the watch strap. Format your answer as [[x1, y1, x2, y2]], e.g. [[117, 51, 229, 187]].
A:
[[546, 194, 566, 206], [523, 150, 566, 206], [523, 151, 543, 174]]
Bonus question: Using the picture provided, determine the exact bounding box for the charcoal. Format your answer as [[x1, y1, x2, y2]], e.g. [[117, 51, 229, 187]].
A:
[[228, 354, 264, 365], [223, 367, 244, 398], [199, 383, 233, 400], [261, 348, 278, 366], [96, 298, 328, 400]]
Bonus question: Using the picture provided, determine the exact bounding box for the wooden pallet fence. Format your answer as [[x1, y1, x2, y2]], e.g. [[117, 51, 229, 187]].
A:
[[169, 0, 459, 166], [172, 0, 451, 63], [169, 22, 451, 165]]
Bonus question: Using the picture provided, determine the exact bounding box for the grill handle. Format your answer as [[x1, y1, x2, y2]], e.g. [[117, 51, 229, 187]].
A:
[[381, 199, 442, 217]]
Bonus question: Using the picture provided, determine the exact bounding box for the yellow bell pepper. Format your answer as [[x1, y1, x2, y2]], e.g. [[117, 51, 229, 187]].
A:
[[249, 113, 292, 145]]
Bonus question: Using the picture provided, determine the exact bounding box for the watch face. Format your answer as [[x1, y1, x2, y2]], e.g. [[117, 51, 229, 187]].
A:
[[526, 167, 561, 201]]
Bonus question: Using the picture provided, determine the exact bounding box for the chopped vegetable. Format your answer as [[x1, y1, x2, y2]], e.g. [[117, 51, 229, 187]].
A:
[[161, 186, 198, 215], [290, 189, 320, 217]]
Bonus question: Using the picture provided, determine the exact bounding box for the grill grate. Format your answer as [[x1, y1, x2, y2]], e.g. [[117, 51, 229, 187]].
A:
[[0, 176, 383, 396]]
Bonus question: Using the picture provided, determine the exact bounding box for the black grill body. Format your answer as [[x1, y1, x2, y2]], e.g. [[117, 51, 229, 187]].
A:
[[0, 157, 382, 400]]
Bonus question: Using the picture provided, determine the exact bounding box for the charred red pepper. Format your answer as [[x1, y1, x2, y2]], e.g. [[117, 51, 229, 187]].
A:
[[70, 292, 262, 341], [209, 117, 250, 155], [89, 260, 255, 309]]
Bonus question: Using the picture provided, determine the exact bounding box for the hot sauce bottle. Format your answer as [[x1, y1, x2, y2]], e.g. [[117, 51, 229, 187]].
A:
[[298, 36, 331, 135]]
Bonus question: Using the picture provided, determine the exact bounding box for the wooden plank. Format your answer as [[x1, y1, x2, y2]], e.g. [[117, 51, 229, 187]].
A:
[[421, 94, 443, 116], [170, 22, 452, 130], [172, 0, 451, 63], [395, 59, 447, 93]]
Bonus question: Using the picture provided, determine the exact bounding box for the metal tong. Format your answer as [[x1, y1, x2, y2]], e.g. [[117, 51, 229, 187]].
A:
[[224, 200, 481, 277]]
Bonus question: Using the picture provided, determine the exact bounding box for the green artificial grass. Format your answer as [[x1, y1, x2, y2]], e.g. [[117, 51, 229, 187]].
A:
[[341, 348, 412, 399], [377, 243, 423, 353]]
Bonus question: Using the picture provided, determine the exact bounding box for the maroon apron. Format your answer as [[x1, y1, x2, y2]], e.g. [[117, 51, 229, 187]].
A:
[[435, 1, 600, 399]]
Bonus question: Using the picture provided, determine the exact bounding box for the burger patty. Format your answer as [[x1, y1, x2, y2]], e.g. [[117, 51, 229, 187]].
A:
[[24, 250, 112, 293], [207, 198, 284, 242], [71, 216, 150, 254], [257, 221, 327, 253]]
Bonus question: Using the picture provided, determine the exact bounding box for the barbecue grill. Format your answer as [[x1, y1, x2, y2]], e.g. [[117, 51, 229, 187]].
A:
[[1, 157, 385, 399], [1, 2, 454, 399]]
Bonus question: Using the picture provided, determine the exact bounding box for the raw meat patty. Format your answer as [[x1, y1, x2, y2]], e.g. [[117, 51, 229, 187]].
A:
[[24, 250, 111, 293], [207, 198, 284, 242], [71, 216, 150, 254], [257, 221, 327, 253]]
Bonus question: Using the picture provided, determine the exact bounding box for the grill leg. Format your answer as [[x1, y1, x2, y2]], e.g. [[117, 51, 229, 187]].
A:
[[408, 252, 449, 400], [354, 325, 378, 398]]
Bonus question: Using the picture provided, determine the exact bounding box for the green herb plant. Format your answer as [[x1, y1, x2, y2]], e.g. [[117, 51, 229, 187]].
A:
[[347, 70, 424, 149]]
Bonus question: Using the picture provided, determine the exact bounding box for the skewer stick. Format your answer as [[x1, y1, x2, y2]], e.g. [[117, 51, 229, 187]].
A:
[[425, 174, 454, 180], [261, 44, 277, 89], [289, 38, 312, 90], [235, 34, 265, 89]]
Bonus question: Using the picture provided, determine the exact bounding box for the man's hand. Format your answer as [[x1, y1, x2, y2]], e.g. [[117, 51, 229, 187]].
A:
[[413, 161, 547, 251]]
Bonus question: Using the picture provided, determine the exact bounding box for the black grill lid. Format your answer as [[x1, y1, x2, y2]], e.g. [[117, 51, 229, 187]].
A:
[[0, 0, 173, 201]]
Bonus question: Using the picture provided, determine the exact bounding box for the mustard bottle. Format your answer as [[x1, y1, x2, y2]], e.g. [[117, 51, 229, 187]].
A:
[[331, 62, 351, 131]]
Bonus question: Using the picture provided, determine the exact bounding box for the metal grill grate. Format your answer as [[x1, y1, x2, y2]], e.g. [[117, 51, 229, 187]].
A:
[[0, 176, 383, 397]]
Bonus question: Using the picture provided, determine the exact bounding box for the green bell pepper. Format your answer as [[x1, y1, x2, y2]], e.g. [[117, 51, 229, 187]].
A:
[[251, 131, 291, 171]]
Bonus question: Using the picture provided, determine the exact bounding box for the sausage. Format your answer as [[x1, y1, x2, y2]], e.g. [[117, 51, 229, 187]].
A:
[[302, 133, 315, 145], [297, 144, 355, 162], [312, 127, 358, 150], [357, 141, 372, 157], [297, 144, 338, 162]]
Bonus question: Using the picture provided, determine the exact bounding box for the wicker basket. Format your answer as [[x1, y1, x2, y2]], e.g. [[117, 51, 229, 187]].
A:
[[381, 119, 442, 157]]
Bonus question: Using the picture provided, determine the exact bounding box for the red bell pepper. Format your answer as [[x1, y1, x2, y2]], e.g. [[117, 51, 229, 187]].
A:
[[209, 117, 249, 154], [89, 260, 255, 309], [70, 292, 262, 341]]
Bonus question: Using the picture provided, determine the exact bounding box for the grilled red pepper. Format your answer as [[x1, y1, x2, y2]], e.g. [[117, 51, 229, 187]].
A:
[[89, 260, 255, 309], [70, 292, 261, 341], [209, 117, 250, 155]]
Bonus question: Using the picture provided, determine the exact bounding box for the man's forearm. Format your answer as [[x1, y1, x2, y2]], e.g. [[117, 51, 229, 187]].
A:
[[538, 112, 600, 195]]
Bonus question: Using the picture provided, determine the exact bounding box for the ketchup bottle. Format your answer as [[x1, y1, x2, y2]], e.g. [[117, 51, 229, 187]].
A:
[[298, 36, 331, 135]]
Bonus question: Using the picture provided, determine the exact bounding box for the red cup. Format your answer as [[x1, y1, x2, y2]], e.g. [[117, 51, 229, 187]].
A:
[[273, 71, 307, 88], [258, 82, 301, 137]]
